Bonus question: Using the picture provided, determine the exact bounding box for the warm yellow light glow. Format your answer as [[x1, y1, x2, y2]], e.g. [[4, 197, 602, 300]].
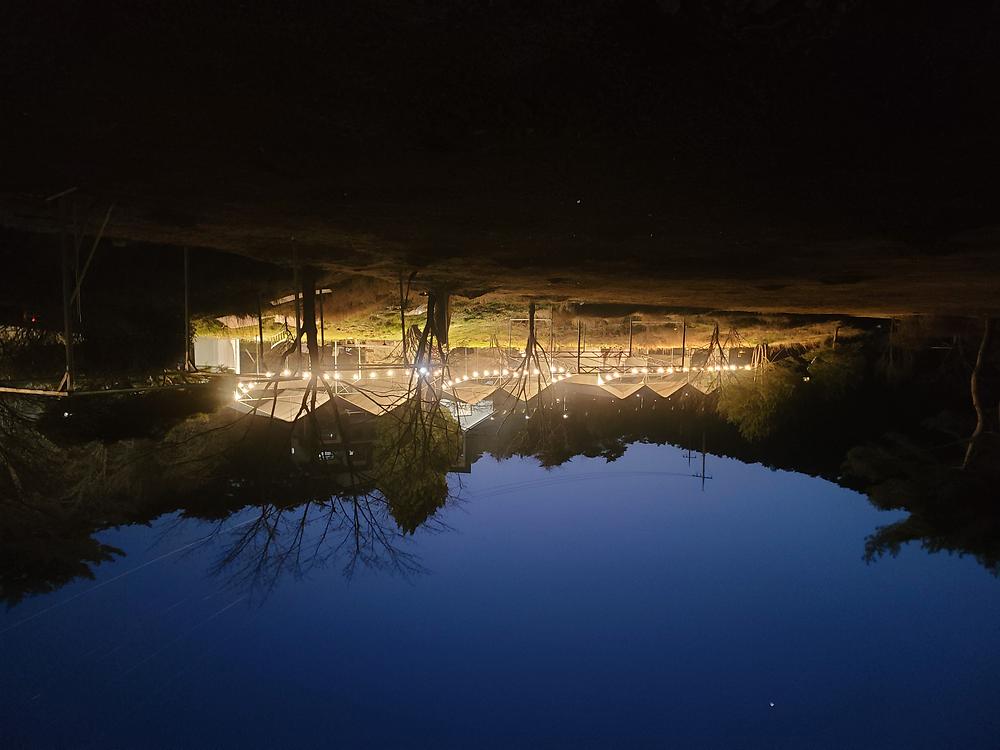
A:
[[473, 371, 480, 378], [387, 370, 394, 377], [502, 368, 510, 376], [281, 369, 291, 377], [369, 371, 377, 379], [334, 372, 341, 380], [265, 371, 274, 378]]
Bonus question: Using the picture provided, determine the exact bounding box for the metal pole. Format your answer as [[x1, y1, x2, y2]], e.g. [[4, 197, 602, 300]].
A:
[[292, 258, 302, 373], [628, 316, 633, 357], [399, 277, 407, 364], [183, 247, 190, 372], [319, 289, 325, 348], [576, 320, 582, 373], [681, 318, 687, 370], [256, 292, 264, 375], [59, 197, 75, 392]]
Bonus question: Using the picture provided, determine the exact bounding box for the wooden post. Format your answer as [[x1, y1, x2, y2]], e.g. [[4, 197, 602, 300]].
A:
[[59, 197, 75, 392]]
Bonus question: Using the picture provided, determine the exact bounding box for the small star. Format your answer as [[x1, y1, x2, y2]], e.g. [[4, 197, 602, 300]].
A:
[[769, 702, 775, 708]]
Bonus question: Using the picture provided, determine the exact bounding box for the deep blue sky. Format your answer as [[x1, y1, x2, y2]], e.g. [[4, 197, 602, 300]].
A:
[[2, 443, 999, 749]]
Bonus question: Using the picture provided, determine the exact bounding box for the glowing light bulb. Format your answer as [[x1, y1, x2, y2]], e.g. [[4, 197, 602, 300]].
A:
[[657, 367, 664, 373], [558, 366, 565, 373], [641, 367, 648, 374], [667, 367, 674, 374], [303, 371, 311, 380], [265, 371, 274, 378], [493, 369, 500, 376], [352, 373, 360, 381], [631, 367, 639, 374], [532, 368, 539, 376], [369, 371, 377, 379], [562, 413, 569, 419], [334, 372, 341, 380], [281, 369, 291, 377], [387, 370, 394, 377], [419, 367, 428, 375], [473, 371, 479, 378], [502, 369, 509, 376]]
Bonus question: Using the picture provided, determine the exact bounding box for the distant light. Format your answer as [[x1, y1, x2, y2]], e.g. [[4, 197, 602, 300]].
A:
[[562, 413, 569, 419], [532, 369, 539, 376], [558, 366, 565, 373], [369, 371, 377, 379], [352, 373, 360, 381], [237, 382, 244, 389], [334, 372, 341, 380], [387, 370, 394, 377], [550, 366, 557, 373], [265, 371, 274, 378], [323, 373, 331, 380], [502, 369, 510, 376], [233, 391, 241, 401], [446, 380, 453, 387], [281, 369, 291, 377], [303, 371, 311, 380], [631, 367, 639, 374], [640, 367, 648, 374], [667, 367, 674, 374], [473, 371, 480, 378], [419, 367, 428, 375], [493, 369, 500, 376], [656, 367, 664, 373], [462, 375, 469, 382]]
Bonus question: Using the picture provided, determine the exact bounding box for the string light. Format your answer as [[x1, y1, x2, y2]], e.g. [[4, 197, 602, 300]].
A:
[[265, 371, 274, 378], [281, 369, 291, 377]]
